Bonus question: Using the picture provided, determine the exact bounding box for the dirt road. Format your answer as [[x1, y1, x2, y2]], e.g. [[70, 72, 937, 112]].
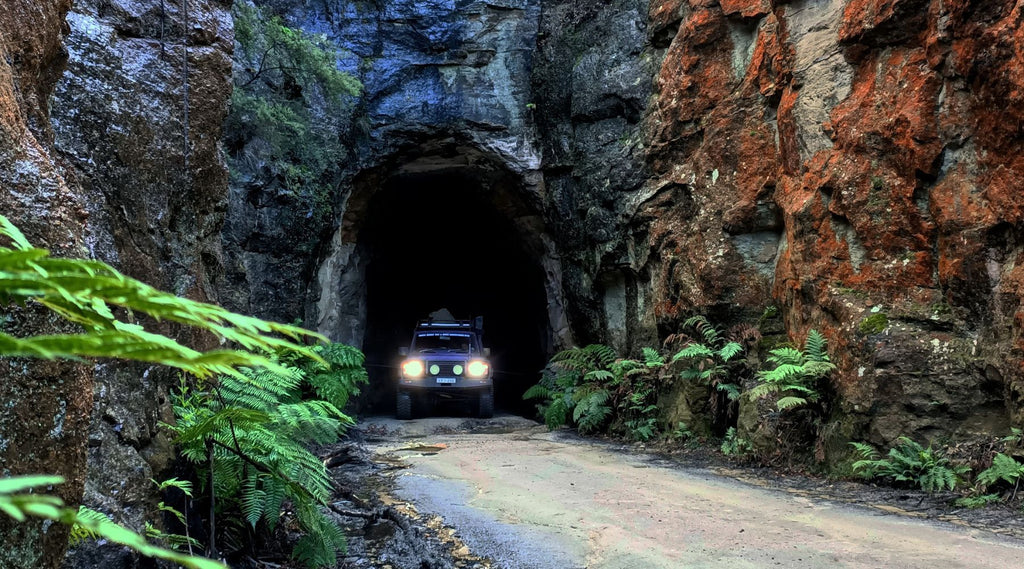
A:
[[360, 415, 1024, 569]]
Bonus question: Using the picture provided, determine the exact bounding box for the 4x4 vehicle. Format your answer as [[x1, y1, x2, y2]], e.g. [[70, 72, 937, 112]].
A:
[[397, 312, 493, 420]]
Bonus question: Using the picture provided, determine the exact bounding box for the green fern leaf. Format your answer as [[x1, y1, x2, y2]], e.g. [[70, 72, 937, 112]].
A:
[[775, 396, 807, 410], [718, 342, 743, 362]]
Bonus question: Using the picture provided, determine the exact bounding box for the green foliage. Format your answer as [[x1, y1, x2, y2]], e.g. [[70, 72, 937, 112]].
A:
[[68, 506, 111, 546], [672, 316, 743, 393], [976, 453, 1024, 489], [671, 422, 694, 442], [720, 427, 753, 457], [1001, 427, 1024, 446], [672, 316, 744, 425], [524, 344, 663, 440], [0, 476, 224, 569], [228, 1, 361, 233], [850, 438, 969, 493], [170, 343, 366, 568], [749, 330, 835, 411], [0, 214, 323, 377], [858, 313, 889, 335], [0, 216, 330, 567], [148, 478, 199, 551], [954, 493, 1002, 509]]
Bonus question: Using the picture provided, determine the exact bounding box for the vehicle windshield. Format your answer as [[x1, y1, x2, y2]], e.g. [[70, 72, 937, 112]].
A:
[[414, 332, 472, 353]]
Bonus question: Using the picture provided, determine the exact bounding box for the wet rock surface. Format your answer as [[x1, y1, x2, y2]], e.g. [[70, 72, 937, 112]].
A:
[[0, 1, 93, 566]]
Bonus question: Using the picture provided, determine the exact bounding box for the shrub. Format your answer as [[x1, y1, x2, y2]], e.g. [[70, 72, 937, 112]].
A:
[[850, 437, 969, 493], [720, 427, 753, 457]]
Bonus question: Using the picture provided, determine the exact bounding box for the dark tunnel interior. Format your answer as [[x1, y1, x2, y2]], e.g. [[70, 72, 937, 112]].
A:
[[359, 171, 550, 416]]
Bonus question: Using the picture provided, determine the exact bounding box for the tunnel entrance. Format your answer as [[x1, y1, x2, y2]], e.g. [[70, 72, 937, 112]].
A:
[[357, 169, 551, 416]]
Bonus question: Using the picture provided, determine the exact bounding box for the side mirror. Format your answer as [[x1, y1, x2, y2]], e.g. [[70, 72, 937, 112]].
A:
[[484, 347, 491, 357], [399, 347, 409, 356]]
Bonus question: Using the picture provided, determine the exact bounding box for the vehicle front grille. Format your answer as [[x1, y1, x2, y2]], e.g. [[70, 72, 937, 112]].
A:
[[428, 361, 464, 376]]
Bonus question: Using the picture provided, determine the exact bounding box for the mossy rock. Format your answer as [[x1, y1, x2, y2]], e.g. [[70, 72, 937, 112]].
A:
[[858, 313, 889, 335]]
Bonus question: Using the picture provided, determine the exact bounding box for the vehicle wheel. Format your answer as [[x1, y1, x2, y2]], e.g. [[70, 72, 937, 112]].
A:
[[396, 391, 412, 420], [477, 388, 494, 419]]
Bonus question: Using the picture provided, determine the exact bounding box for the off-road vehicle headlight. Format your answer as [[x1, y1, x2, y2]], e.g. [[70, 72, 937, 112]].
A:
[[429, 364, 441, 375], [402, 360, 425, 378], [453, 364, 464, 375], [466, 360, 489, 378]]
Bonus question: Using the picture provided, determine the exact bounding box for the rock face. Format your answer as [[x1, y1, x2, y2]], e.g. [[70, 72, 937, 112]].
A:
[[2, 0, 1023, 563], [0, 0, 232, 566], [49, 0, 234, 563], [0, 2, 92, 566], [633, 0, 1024, 447]]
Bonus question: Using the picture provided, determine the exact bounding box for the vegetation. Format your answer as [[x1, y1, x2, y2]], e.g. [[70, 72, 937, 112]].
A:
[[976, 453, 1024, 497], [749, 330, 834, 411], [671, 316, 746, 429], [858, 312, 889, 335], [720, 427, 753, 457], [523, 344, 664, 440], [0, 214, 363, 566], [850, 437, 969, 493], [0, 476, 223, 569], [170, 343, 367, 567], [227, 1, 361, 236]]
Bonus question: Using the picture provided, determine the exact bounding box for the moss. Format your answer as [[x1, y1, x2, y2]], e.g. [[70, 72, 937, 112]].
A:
[[858, 313, 889, 335]]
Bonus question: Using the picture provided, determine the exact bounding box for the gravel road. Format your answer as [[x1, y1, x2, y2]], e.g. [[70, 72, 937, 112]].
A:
[[360, 415, 1024, 569]]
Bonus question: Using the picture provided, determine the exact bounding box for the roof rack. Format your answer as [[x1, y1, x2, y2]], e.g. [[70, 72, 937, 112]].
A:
[[416, 319, 472, 329]]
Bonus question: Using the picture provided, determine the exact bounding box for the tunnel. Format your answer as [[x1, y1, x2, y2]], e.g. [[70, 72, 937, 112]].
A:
[[353, 165, 553, 416]]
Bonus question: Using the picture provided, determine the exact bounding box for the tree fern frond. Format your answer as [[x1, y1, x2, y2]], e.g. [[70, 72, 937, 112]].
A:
[[584, 369, 614, 382], [583, 344, 617, 368], [522, 384, 551, 401]]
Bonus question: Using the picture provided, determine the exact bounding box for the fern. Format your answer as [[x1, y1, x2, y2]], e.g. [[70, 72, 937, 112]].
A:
[[0, 476, 223, 569], [672, 317, 745, 424], [954, 493, 1002, 509], [0, 216, 344, 568], [977, 453, 1024, 488], [68, 506, 110, 546], [850, 438, 969, 493], [573, 389, 612, 433], [170, 344, 363, 567], [721, 427, 752, 456], [641, 347, 664, 367], [525, 344, 663, 440], [750, 329, 835, 411], [0, 214, 323, 380]]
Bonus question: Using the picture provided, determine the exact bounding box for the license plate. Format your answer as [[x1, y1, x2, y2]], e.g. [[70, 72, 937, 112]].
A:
[[436, 377, 456, 384]]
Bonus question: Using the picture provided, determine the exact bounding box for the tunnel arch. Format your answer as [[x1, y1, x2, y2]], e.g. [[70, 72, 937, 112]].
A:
[[311, 137, 571, 414]]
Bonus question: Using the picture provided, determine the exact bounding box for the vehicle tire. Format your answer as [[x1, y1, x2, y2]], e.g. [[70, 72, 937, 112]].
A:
[[396, 391, 412, 420], [477, 388, 494, 419]]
